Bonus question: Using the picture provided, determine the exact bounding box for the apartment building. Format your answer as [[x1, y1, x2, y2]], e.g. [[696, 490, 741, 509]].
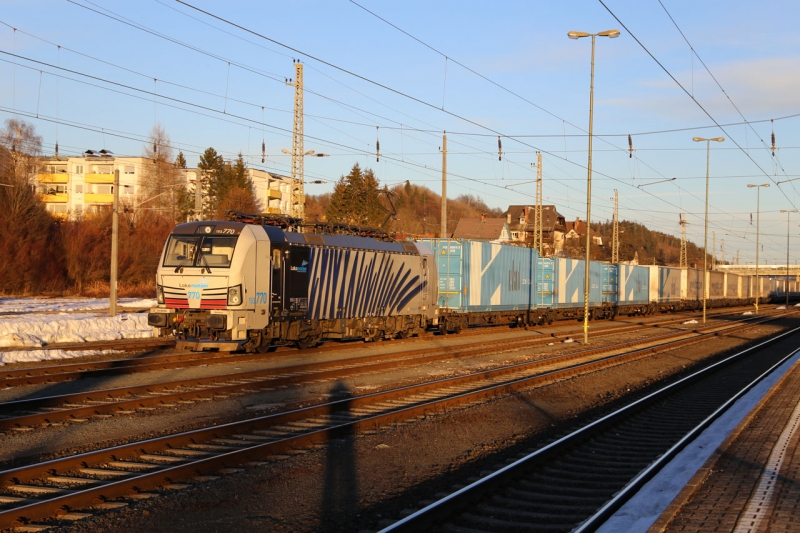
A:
[[183, 167, 293, 217], [37, 151, 160, 219], [37, 152, 294, 220]]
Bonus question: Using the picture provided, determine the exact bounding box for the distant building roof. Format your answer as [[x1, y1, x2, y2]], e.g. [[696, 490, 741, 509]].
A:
[[452, 217, 510, 241], [504, 204, 566, 232]]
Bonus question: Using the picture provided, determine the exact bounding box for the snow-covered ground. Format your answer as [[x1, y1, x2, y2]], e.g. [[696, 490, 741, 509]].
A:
[[0, 297, 156, 365], [0, 297, 156, 313]]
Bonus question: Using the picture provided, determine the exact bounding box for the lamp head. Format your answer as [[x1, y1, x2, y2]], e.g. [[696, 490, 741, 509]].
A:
[[568, 31, 589, 39], [711, 137, 725, 142], [281, 148, 291, 155], [599, 29, 620, 38], [693, 137, 705, 142]]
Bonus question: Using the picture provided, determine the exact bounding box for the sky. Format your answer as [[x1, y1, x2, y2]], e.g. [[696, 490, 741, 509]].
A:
[[2, 0, 800, 265]]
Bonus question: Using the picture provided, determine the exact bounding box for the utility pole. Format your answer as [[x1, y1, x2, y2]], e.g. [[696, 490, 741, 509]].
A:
[[721, 239, 725, 266], [441, 132, 447, 238], [194, 170, 203, 221], [534, 152, 543, 254], [736, 250, 740, 266], [288, 60, 305, 220], [611, 189, 619, 263], [712, 231, 716, 270], [109, 169, 119, 317], [679, 213, 688, 268]]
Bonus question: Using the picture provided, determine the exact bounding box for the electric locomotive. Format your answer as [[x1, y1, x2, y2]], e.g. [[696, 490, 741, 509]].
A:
[[148, 214, 438, 352]]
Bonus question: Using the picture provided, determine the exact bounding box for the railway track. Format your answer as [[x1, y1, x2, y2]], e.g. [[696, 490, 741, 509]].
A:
[[377, 327, 800, 533], [0, 306, 770, 389], [0, 313, 790, 530], [0, 311, 784, 434]]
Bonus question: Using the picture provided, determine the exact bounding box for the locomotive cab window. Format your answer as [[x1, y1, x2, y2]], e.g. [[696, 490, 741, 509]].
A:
[[272, 248, 282, 269], [163, 235, 239, 268]]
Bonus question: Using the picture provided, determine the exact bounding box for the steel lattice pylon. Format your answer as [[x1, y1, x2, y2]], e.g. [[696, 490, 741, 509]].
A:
[[534, 152, 543, 254], [611, 189, 619, 263], [680, 213, 688, 268], [290, 62, 304, 220]]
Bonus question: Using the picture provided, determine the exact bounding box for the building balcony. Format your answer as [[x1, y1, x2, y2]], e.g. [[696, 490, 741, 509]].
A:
[[266, 207, 282, 214], [38, 173, 69, 183], [267, 189, 282, 199], [84, 193, 114, 203], [85, 173, 115, 184], [39, 192, 69, 203]]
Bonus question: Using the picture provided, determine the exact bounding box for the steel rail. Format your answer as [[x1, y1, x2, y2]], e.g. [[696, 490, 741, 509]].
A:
[[0, 315, 789, 529], [0, 307, 769, 389], [0, 312, 780, 432], [377, 326, 800, 533]]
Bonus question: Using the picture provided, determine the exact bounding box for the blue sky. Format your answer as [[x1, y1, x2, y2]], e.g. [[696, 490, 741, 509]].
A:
[[2, 0, 800, 265]]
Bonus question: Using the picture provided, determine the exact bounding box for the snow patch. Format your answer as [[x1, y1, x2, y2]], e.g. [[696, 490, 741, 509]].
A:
[[0, 297, 156, 313], [743, 311, 754, 315], [0, 309, 154, 364], [682, 320, 698, 325], [0, 349, 122, 366], [776, 306, 786, 310]]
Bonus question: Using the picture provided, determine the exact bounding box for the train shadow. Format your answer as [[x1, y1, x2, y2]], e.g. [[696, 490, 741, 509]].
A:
[[321, 380, 359, 530]]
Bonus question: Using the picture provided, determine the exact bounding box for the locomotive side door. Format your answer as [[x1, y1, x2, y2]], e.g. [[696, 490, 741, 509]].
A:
[[271, 246, 284, 317]]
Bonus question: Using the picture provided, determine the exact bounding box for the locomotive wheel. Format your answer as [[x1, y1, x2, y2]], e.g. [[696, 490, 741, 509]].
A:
[[296, 335, 320, 350]]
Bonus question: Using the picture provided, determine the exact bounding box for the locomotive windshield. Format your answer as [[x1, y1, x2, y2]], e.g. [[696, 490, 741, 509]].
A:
[[163, 235, 239, 268]]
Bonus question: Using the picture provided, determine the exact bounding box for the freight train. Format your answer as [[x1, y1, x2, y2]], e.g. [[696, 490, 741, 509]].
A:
[[147, 214, 797, 352]]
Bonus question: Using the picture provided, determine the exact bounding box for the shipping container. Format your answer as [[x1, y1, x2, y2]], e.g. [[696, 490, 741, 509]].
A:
[[420, 239, 537, 312], [601, 264, 618, 304], [707, 271, 725, 299], [657, 266, 683, 302], [537, 257, 555, 307], [724, 272, 741, 299], [554, 258, 603, 307], [682, 268, 704, 300], [618, 264, 650, 304]]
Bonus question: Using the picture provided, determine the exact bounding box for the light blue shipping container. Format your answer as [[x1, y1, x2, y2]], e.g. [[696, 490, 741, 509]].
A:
[[536, 257, 555, 308], [601, 264, 618, 304], [618, 264, 650, 304], [554, 258, 603, 307], [420, 239, 537, 312], [657, 266, 682, 302]]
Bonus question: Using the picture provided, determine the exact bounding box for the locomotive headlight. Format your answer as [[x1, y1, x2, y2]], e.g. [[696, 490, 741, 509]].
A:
[[227, 285, 242, 306], [156, 284, 164, 304]]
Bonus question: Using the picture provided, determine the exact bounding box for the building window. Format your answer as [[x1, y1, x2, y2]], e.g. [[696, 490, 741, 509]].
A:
[[95, 184, 112, 194], [520, 217, 525, 224], [74, 184, 83, 194], [124, 185, 134, 195], [46, 204, 68, 213], [124, 165, 135, 174], [74, 165, 84, 174], [93, 165, 113, 174], [74, 204, 83, 216]]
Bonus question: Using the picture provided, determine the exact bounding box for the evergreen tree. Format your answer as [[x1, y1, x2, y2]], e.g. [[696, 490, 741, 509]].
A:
[[197, 147, 225, 218], [325, 163, 384, 226], [174, 151, 187, 169]]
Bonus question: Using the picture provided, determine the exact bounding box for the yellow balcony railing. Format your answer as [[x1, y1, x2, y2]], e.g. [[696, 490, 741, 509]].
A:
[[39, 193, 69, 203], [84, 173, 115, 184], [84, 193, 114, 203], [267, 189, 282, 199], [38, 173, 69, 183], [266, 207, 282, 214]]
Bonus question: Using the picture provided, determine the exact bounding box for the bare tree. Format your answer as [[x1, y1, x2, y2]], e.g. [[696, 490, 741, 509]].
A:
[[138, 123, 185, 224], [0, 118, 44, 219]]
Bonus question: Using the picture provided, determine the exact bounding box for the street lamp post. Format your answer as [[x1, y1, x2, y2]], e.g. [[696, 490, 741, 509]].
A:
[[693, 136, 724, 323], [568, 28, 620, 344], [780, 209, 797, 306], [748, 183, 770, 313]]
